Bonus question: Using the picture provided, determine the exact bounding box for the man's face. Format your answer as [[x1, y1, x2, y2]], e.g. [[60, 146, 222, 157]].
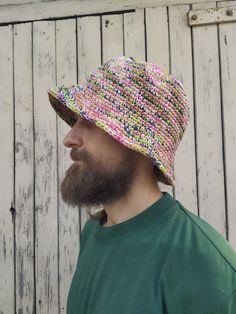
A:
[[60, 115, 139, 208]]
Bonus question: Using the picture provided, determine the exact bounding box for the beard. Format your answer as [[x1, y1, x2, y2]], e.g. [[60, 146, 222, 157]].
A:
[[60, 147, 138, 208]]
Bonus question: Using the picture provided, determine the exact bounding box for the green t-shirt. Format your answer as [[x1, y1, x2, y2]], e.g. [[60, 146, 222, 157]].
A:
[[67, 191, 236, 314]]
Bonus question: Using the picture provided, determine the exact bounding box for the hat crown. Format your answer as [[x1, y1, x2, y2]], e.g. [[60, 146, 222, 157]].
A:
[[87, 55, 190, 140]]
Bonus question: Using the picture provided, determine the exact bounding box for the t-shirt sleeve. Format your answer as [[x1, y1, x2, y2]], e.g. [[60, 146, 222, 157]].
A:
[[159, 245, 236, 314], [211, 289, 236, 314]]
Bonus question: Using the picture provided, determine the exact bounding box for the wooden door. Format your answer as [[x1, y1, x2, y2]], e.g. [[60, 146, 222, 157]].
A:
[[0, 1, 235, 313]]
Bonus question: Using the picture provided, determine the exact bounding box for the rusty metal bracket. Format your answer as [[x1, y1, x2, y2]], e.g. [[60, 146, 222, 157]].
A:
[[188, 6, 236, 26]]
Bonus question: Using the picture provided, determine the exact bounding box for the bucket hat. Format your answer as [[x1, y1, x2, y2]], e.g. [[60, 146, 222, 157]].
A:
[[48, 56, 190, 186]]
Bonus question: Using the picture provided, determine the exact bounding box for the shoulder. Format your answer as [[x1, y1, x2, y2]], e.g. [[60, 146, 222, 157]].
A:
[[165, 199, 236, 277], [159, 199, 236, 313], [175, 200, 236, 271]]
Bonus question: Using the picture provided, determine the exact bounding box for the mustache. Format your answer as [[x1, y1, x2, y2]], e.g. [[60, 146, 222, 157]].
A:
[[70, 148, 89, 162]]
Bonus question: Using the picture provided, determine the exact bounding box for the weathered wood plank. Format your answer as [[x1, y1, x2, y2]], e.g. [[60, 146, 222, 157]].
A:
[[55, 18, 80, 313], [0, 0, 230, 25], [123, 8, 145, 59], [169, 4, 198, 214], [0, 0, 51, 4], [14, 22, 35, 314], [33, 20, 58, 313], [0, 25, 14, 314], [102, 14, 123, 63], [218, 0, 236, 249], [192, 1, 226, 236], [77, 16, 101, 82], [145, 6, 169, 70], [145, 6, 173, 196], [77, 16, 102, 230]]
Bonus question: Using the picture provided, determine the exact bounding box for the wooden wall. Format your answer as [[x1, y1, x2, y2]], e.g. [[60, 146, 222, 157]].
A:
[[0, 0, 235, 313]]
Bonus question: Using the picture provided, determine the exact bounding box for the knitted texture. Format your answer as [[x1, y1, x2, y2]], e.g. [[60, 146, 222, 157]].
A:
[[48, 56, 190, 186]]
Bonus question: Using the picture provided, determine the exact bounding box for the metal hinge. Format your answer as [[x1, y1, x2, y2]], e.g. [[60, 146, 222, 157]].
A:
[[188, 6, 236, 26]]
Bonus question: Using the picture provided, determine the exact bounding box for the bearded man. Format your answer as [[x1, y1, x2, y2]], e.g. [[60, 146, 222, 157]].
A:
[[48, 56, 236, 314]]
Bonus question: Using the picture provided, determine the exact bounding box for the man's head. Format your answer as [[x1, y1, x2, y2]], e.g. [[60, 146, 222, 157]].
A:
[[60, 114, 161, 210], [48, 56, 190, 202]]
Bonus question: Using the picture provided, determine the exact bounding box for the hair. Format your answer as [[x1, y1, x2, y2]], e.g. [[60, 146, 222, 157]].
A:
[[88, 165, 168, 225]]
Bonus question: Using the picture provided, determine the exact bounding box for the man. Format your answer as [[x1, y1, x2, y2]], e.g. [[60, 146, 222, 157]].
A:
[[48, 56, 236, 313]]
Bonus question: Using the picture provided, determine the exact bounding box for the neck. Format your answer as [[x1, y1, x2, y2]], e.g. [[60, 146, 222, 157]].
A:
[[102, 180, 163, 227]]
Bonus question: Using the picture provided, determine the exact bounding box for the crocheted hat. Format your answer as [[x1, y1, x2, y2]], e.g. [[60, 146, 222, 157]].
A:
[[48, 56, 190, 186]]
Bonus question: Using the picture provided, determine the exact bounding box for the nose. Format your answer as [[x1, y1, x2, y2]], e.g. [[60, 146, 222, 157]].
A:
[[63, 125, 83, 148]]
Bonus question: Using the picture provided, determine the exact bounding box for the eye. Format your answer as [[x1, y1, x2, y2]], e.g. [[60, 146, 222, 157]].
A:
[[83, 119, 95, 128], [75, 116, 95, 129]]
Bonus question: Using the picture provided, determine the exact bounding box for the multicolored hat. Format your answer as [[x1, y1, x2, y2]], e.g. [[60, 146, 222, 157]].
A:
[[48, 56, 190, 186]]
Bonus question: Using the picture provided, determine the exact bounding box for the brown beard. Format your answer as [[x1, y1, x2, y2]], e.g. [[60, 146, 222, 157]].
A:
[[60, 147, 138, 208]]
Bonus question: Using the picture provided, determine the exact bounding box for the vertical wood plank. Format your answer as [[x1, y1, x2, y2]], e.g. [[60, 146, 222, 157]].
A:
[[218, 0, 236, 249], [145, 6, 173, 195], [56, 18, 80, 313], [192, 1, 226, 236], [169, 4, 198, 214], [33, 20, 58, 314], [123, 8, 145, 59], [0, 25, 14, 314], [102, 14, 123, 63], [145, 6, 169, 71], [77, 16, 101, 82], [77, 16, 102, 230], [14, 22, 35, 314]]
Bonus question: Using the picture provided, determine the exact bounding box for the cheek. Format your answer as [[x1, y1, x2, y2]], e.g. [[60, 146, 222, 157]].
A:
[[91, 129, 132, 162], [92, 141, 121, 164]]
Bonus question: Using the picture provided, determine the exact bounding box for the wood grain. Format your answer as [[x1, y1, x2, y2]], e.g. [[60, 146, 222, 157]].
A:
[[33, 20, 58, 314], [0, 25, 14, 314], [56, 18, 80, 313], [14, 22, 35, 314], [218, 0, 236, 249], [192, 1, 226, 236]]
